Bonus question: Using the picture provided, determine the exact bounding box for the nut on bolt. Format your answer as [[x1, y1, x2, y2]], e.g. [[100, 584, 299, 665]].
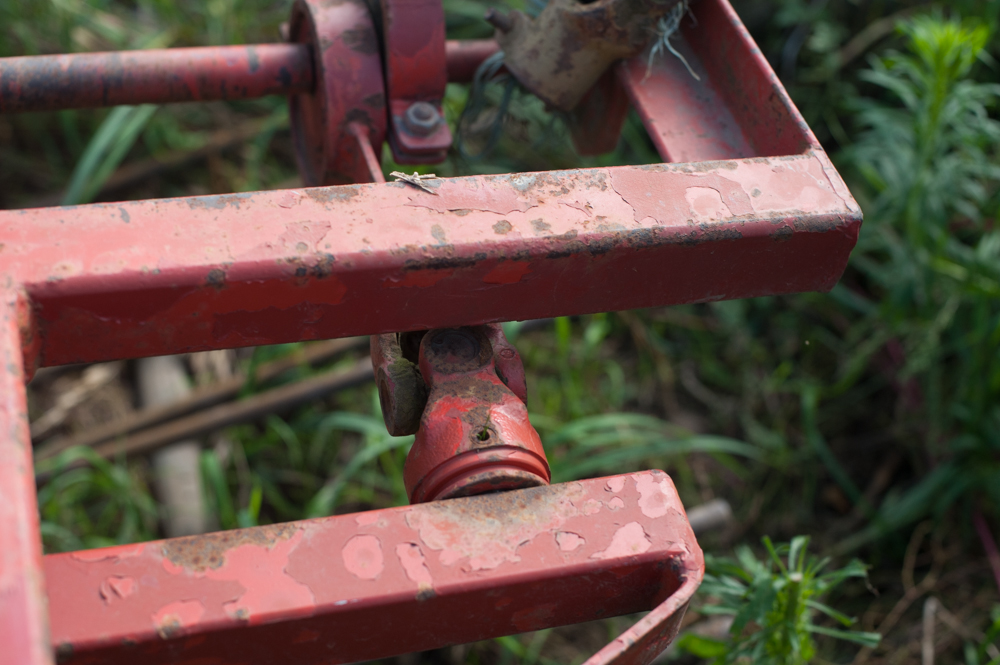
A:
[[402, 101, 442, 137]]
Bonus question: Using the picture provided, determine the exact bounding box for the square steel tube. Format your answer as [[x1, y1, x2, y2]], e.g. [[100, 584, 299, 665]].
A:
[[43, 471, 702, 665]]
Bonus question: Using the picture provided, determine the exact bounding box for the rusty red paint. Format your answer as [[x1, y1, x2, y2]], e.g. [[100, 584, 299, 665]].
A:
[[288, 0, 388, 185], [0, 44, 313, 113], [374, 324, 546, 503], [44, 471, 702, 665], [0, 40, 499, 114], [381, 0, 452, 163], [1, 152, 860, 372]]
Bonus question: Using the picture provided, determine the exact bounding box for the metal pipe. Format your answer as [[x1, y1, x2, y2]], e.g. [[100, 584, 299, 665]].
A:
[[0, 40, 500, 113], [0, 44, 314, 113]]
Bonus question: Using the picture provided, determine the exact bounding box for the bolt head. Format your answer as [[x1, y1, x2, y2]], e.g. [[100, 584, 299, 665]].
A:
[[402, 102, 442, 137]]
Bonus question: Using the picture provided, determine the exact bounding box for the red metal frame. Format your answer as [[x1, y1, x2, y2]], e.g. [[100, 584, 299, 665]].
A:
[[0, 0, 862, 662], [43, 471, 702, 664]]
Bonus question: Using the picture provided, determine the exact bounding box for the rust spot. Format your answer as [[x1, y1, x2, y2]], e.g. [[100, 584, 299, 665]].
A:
[[404, 481, 586, 571], [492, 220, 513, 235], [162, 523, 299, 572], [206, 268, 226, 289], [530, 218, 552, 234], [152, 600, 206, 639]]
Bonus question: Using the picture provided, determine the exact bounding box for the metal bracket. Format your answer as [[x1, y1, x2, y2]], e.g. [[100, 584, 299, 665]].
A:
[[380, 0, 452, 163]]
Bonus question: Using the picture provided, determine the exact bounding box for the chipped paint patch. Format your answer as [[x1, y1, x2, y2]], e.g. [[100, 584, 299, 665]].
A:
[[555, 532, 585, 552], [405, 178, 539, 215], [152, 600, 205, 639], [592, 522, 651, 560], [99, 576, 135, 603], [162, 523, 299, 572], [405, 482, 586, 571], [216, 530, 313, 622], [355, 512, 379, 526], [634, 473, 676, 518], [342, 535, 384, 580], [396, 542, 434, 596], [71, 543, 144, 563], [610, 169, 753, 224], [606, 477, 626, 493], [608, 497, 625, 510]]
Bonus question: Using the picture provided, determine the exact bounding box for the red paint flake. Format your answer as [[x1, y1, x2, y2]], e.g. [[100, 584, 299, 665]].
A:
[[396, 543, 433, 588], [610, 169, 753, 223], [341, 535, 384, 580], [405, 178, 538, 215], [555, 532, 585, 552], [591, 522, 651, 560], [634, 474, 676, 518]]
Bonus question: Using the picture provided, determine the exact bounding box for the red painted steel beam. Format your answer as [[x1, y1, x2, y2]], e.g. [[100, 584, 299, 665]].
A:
[[0, 293, 50, 665], [1, 151, 860, 374], [0, 40, 498, 113], [44, 471, 703, 665]]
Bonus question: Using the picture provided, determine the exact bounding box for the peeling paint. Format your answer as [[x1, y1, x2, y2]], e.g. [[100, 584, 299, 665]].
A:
[[342, 535, 384, 580], [555, 531, 585, 552], [634, 474, 676, 519], [610, 169, 753, 224], [152, 600, 205, 639], [591, 522, 651, 560], [396, 542, 433, 597], [99, 576, 135, 603], [608, 497, 625, 510], [605, 477, 625, 493], [404, 482, 585, 570], [162, 523, 299, 572], [405, 179, 539, 215]]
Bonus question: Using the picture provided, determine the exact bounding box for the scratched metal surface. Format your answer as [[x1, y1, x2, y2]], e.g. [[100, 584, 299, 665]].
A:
[[44, 470, 703, 665]]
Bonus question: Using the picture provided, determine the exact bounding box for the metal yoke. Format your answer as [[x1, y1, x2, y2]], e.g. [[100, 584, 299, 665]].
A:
[[0, 0, 863, 663]]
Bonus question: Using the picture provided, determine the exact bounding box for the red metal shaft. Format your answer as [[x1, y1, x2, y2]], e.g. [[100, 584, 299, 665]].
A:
[[0, 40, 498, 113], [0, 44, 314, 113]]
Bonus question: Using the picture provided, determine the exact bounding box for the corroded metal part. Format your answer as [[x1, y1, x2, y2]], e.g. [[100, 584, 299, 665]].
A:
[[404, 324, 549, 503], [2, 152, 860, 374], [371, 332, 428, 436], [0, 40, 498, 114], [495, 0, 683, 111], [381, 0, 452, 163], [0, 45, 313, 113], [44, 471, 703, 665], [289, 0, 388, 185]]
